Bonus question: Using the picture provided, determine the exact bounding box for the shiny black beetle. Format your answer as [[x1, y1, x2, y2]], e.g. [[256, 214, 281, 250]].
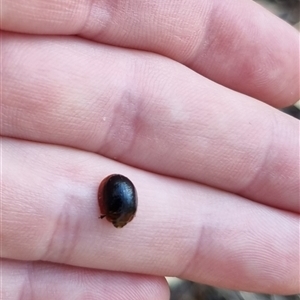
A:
[[98, 174, 138, 228]]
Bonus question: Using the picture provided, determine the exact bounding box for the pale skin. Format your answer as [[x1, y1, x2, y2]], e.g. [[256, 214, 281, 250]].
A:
[[1, 0, 299, 299]]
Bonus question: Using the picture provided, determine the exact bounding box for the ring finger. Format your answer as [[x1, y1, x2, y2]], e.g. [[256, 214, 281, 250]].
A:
[[2, 138, 299, 294]]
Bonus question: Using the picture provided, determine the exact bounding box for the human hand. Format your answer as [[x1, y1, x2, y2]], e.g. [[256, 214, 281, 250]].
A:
[[1, 0, 299, 299]]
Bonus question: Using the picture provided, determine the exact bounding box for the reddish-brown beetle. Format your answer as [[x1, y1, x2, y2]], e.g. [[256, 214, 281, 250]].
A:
[[98, 174, 138, 228]]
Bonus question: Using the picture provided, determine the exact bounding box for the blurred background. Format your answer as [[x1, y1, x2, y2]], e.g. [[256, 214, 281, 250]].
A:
[[168, 0, 300, 299]]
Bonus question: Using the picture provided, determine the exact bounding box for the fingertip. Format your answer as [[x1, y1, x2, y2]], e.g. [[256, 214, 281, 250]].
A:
[[2, 259, 171, 300]]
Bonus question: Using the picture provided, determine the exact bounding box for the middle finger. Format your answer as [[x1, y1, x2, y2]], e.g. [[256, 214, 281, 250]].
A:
[[2, 33, 299, 212]]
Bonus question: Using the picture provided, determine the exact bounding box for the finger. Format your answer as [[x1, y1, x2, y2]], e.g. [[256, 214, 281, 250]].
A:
[[1, 0, 299, 106], [2, 138, 299, 294], [2, 259, 169, 300], [2, 34, 299, 213]]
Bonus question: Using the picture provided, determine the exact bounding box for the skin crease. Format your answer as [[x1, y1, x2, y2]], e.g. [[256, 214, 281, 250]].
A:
[[1, 0, 299, 299]]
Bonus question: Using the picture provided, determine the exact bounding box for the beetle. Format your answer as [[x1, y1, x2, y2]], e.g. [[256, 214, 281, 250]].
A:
[[98, 174, 138, 228]]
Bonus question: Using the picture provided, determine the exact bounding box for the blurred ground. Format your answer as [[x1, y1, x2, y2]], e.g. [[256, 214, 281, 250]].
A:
[[169, 0, 300, 299], [168, 278, 300, 300]]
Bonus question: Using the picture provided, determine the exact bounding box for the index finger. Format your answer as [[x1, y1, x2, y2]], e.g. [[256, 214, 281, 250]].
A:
[[1, 0, 299, 107]]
